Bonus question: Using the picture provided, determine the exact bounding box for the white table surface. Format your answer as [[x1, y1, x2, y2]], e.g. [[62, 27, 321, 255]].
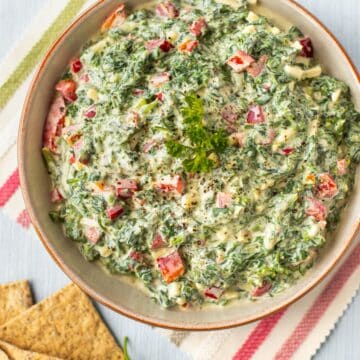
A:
[[0, 1, 359, 359]]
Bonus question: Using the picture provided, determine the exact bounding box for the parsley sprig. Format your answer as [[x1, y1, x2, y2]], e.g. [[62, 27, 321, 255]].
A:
[[165, 93, 228, 173]]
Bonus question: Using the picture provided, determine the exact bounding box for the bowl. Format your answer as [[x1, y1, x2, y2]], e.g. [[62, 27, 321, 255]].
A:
[[18, 0, 360, 330]]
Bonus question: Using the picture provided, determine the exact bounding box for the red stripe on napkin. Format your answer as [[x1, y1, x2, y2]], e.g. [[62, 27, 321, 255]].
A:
[[0, 168, 20, 207], [16, 209, 31, 228], [275, 242, 360, 360], [232, 308, 287, 360]]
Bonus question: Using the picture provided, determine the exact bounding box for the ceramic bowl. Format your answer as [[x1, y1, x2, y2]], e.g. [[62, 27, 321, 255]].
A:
[[18, 0, 359, 330]]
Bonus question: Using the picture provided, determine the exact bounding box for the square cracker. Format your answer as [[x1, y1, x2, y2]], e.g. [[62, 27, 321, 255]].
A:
[[0, 283, 123, 360], [0, 340, 60, 360], [0, 281, 33, 325]]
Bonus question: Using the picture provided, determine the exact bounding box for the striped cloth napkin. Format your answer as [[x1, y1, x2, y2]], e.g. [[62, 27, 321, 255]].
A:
[[0, 1, 359, 359]]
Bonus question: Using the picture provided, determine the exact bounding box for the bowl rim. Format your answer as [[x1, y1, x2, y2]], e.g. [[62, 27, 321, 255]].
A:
[[18, 0, 360, 331]]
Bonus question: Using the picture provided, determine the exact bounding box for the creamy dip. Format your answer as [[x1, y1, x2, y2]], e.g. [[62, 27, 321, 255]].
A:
[[42, 0, 360, 308]]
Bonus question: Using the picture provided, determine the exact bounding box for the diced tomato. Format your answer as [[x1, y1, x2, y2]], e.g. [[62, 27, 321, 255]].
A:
[[101, 4, 126, 32], [282, 147, 294, 155], [50, 188, 63, 203], [157, 251, 185, 283], [299, 37, 314, 58], [305, 196, 327, 222], [226, 50, 255, 73], [155, 175, 185, 194], [146, 39, 174, 52], [151, 72, 170, 87], [337, 159, 347, 175], [143, 139, 157, 153], [316, 173, 338, 199], [204, 286, 222, 300], [221, 104, 238, 123], [155, 92, 164, 101], [70, 57, 83, 73], [251, 281, 272, 297], [247, 55, 268, 77], [246, 105, 265, 124], [155, 1, 179, 19], [189, 18, 207, 37], [151, 233, 167, 250], [43, 95, 66, 152], [84, 225, 101, 244], [55, 79, 77, 103], [84, 105, 96, 118], [216, 192, 232, 208], [106, 205, 124, 220], [178, 40, 199, 53], [133, 88, 144, 96]]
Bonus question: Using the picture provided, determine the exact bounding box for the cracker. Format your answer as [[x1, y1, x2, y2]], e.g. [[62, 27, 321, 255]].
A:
[[0, 281, 33, 325], [0, 340, 60, 360], [0, 283, 123, 360], [0, 349, 8, 360]]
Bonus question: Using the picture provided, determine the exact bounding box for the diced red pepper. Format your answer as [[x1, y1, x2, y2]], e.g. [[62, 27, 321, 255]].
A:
[[106, 205, 124, 220], [157, 251, 185, 283], [101, 4, 126, 32], [216, 192, 232, 208], [151, 72, 170, 87], [84, 225, 101, 244], [282, 147, 294, 155], [299, 37, 314, 58], [155, 1, 179, 19], [178, 40, 199, 53], [55, 79, 77, 103], [155, 175, 185, 194], [70, 57, 83, 73], [43, 95, 66, 152], [226, 50, 255, 73], [337, 159, 347, 176], [246, 105, 265, 124], [50, 188, 63, 203], [116, 179, 138, 198], [117, 179, 138, 190], [251, 281, 272, 297], [129, 250, 145, 262], [221, 104, 238, 123], [146, 39, 174, 52], [133, 88, 144, 96], [316, 173, 338, 199], [155, 92, 164, 101], [151, 233, 167, 250], [189, 18, 207, 37], [204, 286, 223, 300], [247, 55, 268, 77], [84, 105, 97, 119], [305, 196, 327, 222]]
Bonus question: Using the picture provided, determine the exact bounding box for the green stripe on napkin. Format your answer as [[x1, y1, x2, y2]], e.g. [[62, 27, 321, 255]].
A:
[[0, 0, 87, 110]]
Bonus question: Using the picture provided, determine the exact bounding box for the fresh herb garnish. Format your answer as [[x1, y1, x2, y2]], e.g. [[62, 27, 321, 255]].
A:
[[165, 93, 228, 173]]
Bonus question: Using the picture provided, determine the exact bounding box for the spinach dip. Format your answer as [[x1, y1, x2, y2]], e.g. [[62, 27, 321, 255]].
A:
[[42, 0, 360, 308]]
